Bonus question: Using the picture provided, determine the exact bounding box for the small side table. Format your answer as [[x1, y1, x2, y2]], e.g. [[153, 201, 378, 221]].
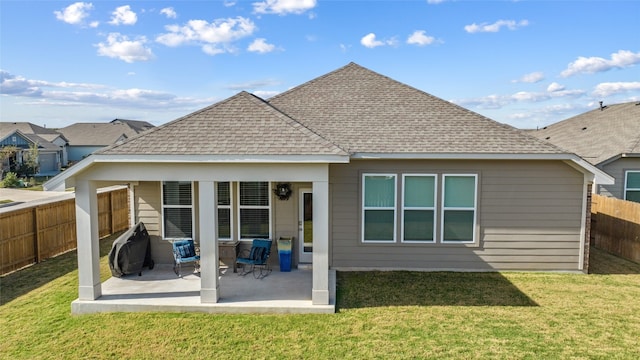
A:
[[219, 240, 240, 273]]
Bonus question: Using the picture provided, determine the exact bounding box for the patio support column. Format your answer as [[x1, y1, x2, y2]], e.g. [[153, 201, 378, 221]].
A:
[[198, 181, 220, 303], [312, 178, 330, 305], [75, 179, 101, 300]]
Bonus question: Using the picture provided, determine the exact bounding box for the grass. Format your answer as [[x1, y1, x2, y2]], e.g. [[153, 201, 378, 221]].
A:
[[2, 237, 640, 359]]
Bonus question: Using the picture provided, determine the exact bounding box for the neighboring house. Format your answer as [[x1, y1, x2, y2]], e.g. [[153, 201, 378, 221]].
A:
[[45, 63, 612, 311], [0, 122, 68, 176], [529, 101, 640, 202], [57, 119, 155, 162]]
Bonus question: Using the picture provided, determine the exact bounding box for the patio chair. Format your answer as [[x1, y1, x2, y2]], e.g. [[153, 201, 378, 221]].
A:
[[172, 239, 200, 277], [236, 239, 272, 279]]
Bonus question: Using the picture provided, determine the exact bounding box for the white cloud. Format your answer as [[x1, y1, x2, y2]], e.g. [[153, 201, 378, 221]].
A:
[[202, 45, 227, 56], [54, 2, 93, 25], [156, 17, 256, 55], [0, 70, 105, 97], [427, 0, 446, 4], [160, 7, 177, 19], [361, 33, 383, 48], [248, 38, 276, 53], [592, 82, 640, 97], [253, 90, 280, 99], [226, 79, 280, 91], [547, 82, 565, 92], [464, 19, 529, 33], [513, 72, 544, 83], [109, 5, 137, 26], [253, 0, 317, 15], [360, 33, 396, 48], [96, 33, 154, 63], [407, 30, 436, 46], [454, 87, 585, 110], [561, 50, 640, 77], [0, 70, 214, 111]]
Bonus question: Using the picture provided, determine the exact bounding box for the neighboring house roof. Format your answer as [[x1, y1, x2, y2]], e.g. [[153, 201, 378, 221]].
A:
[[110, 119, 155, 133], [0, 122, 66, 149], [58, 120, 155, 146], [529, 101, 640, 165], [0, 122, 60, 138], [22, 133, 64, 151], [101, 63, 562, 157]]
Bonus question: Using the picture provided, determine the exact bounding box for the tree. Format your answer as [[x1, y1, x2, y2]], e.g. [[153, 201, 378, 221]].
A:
[[23, 142, 40, 176], [0, 145, 18, 179]]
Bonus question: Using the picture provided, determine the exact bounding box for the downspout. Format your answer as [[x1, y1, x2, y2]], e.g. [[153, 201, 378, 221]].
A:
[[578, 174, 592, 273]]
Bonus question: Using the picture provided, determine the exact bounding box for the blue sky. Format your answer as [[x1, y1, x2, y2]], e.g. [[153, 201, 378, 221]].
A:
[[1, 0, 639, 130]]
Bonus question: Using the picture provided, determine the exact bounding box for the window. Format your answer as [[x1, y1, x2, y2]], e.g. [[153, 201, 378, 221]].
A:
[[625, 171, 640, 203], [238, 182, 271, 239], [217, 182, 232, 239], [402, 175, 436, 242], [162, 181, 193, 239], [442, 175, 477, 243], [362, 174, 397, 242]]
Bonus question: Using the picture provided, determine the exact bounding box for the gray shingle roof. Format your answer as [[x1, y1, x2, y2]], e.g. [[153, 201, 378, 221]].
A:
[[268, 63, 563, 154], [99, 62, 565, 157], [528, 101, 640, 165], [0, 122, 60, 138], [99, 91, 347, 156], [59, 120, 153, 146]]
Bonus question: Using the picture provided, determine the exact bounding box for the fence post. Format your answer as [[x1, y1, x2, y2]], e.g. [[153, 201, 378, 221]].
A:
[[34, 206, 41, 263]]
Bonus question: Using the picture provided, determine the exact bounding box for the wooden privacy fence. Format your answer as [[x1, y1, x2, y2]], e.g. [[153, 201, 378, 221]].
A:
[[0, 187, 129, 275], [591, 194, 640, 263]]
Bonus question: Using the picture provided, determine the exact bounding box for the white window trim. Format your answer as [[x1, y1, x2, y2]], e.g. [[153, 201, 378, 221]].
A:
[[401, 174, 437, 243], [362, 173, 397, 243], [217, 181, 233, 241], [624, 170, 640, 201], [161, 181, 194, 240], [237, 181, 272, 241], [441, 174, 478, 244]]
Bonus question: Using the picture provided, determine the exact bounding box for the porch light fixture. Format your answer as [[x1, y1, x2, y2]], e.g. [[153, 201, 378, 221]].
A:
[[273, 183, 292, 200]]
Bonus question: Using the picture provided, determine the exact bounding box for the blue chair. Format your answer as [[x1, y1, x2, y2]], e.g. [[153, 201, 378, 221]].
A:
[[236, 239, 272, 279], [172, 239, 200, 277]]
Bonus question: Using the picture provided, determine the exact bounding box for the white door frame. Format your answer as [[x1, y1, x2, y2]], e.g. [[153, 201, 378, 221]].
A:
[[298, 188, 313, 263]]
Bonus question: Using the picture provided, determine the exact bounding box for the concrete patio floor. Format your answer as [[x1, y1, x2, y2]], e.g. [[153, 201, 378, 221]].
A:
[[71, 265, 336, 315]]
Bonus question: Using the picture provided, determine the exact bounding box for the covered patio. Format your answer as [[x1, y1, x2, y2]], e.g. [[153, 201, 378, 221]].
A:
[[72, 265, 336, 314]]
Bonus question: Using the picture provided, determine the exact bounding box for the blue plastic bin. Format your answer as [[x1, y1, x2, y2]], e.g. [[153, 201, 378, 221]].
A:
[[278, 237, 292, 272]]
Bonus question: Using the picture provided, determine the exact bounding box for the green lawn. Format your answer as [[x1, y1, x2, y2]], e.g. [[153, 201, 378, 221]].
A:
[[1, 236, 640, 359]]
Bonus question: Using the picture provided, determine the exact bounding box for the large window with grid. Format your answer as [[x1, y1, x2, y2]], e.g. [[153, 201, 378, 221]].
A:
[[362, 174, 397, 243], [217, 182, 232, 240], [361, 173, 478, 244], [625, 171, 640, 203], [238, 182, 271, 239], [402, 174, 437, 242], [162, 181, 193, 239], [441, 175, 477, 243]]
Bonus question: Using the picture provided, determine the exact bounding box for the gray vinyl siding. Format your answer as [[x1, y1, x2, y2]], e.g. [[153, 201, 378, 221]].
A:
[[133, 180, 307, 267], [329, 159, 586, 271], [134, 181, 173, 264], [598, 158, 640, 199]]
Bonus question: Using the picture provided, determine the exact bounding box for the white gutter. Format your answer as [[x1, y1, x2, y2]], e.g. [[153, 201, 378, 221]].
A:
[[43, 153, 350, 192]]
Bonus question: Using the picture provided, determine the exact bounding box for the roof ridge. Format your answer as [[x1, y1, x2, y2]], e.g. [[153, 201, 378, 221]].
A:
[[242, 92, 349, 155], [268, 62, 361, 102]]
